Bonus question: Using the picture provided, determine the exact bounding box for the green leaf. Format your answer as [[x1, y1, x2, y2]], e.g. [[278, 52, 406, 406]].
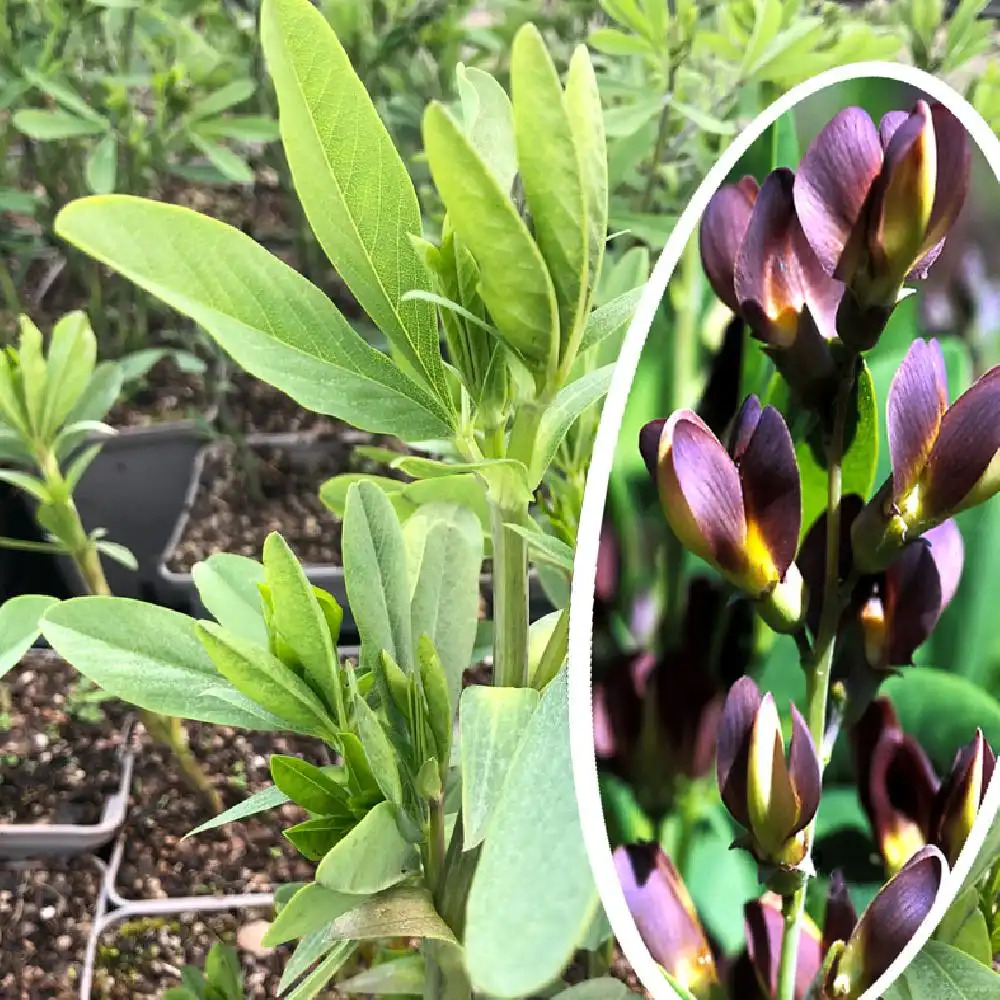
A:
[[85, 132, 117, 194], [17, 316, 47, 436], [263, 882, 360, 948], [263, 533, 339, 716], [270, 755, 346, 814], [512, 24, 588, 358], [260, 0, 449, 405], [598, 772, 655, 847], [577, 287, 642, 353], [338, 955, 425, 995], [196, 621, 337, 739], [324, 884, 457, 943], [194, 116, 280, 142], [285, 814, 353, 861], [189, 79, 256, 119], [770, 109, 800, 170], [881, 669, 1000, 773], [550, 980, 633, 1000], [961, 812, 1000, 895], [41, 310, 97, 438], [342, 482, 414, 673], [189, 133, 254, 184], [352, 686, 403, 808], [883, 941, 1000, 998], [192, 554, 267, 645], [185, 783, 290, 838], [466, 670, 598, 996], [564, 44, 608, 325], [315, 801, 417, 894], [460, 686, 540, 849], [54, 198, 453, 440], [285, 942, 356, 1000], [417, 636, 452, 772], [796, 362, 878, 535], [95, 540, 138, 570], [455, 64, 517, 192], [41, 598, 279, 728], [13, 109, 108, 140], [395, 455, 531, 509], [279, 937, 355, 998], [0, 595, 58, 679], [529, 365, 614, 486], [423, 101, 558, 380], [504, 524, 574, 576], [935, 887, 993, 966], [23, 69, 107, 123], [404, 504, 484, 712]]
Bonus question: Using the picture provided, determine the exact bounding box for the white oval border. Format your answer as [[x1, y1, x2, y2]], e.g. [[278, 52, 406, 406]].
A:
[[568, 60, 1000, 1000]]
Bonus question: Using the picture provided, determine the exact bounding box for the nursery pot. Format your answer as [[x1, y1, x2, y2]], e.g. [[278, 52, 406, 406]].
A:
[[72, 417, 214, 601]]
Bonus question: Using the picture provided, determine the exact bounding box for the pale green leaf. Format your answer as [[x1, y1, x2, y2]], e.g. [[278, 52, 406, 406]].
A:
[[14, 109, 108, 140], [85, 132, 117, 194], [455, 64, 517, 192], [0, 595, 59, 679], [192, 553, 267, 645]]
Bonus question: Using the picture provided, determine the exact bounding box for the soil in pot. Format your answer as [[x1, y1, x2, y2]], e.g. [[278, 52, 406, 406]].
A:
[[0, 854, 104, 999], [164, 436, 407, 574], [113, 721, 319, 900], [91, 907, 309, 1000], [107, 355, 214, 429], [0, 650, 127, 825]]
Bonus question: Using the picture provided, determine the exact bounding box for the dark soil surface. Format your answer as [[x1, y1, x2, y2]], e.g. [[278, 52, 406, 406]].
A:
[[91, 907, 302, 1000], [107, 356, 214, 429], [221, 371, 341, 436], [0, 855, 103, 999], [114, 721, 320, 900], [164, 436, 408, 573], [0, 651, 128, 825]]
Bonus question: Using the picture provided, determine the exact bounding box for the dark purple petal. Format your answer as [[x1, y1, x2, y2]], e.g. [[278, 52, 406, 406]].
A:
[[639, 418, 667, 478], [869, 105, 934, 278], [883, 520, 963, 665], [668, 412, 748, 578], [907, 237, 946, 281], [728, 394, 763, 463], [924, 103, 971, 251], [736, 169, 843, 347], [824, 870, 859, 953], [887, 338, 948, 502], [794, 107, 883, 279], [923, 365, 1000, 516], [845, 845, 946, 992], [788, 704, 821, 834], [931, 730, 995, 864], [717, 676, 762, 829], [700, 178, 759, 314], [745, 894, 823, 1000], [737, 403, 802, 579], [879, 111, 910, 149], [853, 699, 939, 872], [614, 844, 718, 989]]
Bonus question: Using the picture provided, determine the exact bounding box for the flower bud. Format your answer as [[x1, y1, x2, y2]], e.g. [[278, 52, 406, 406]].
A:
[[931, 729, 996, 866], [614, 843, 718, 997], [853, 338, 1000, 572], [744, 893, 823, 1000], [717, 678, 821, 872], [795, 102, 969, 332], [824, 846, 946, 999], [639, 398, 806, 627], [853, 699, 939, 874]]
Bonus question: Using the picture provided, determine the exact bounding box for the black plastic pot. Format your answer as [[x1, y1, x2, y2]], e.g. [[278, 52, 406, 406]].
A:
[[0, 712, 136, 861], [73, 419, 213, 600]]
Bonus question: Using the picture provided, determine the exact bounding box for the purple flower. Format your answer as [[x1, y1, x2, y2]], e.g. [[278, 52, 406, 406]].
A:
[[701, 171, 841, 400], [614, 843, 718, 995], [931, 729, 996, 866], [824, 846, 946, 999], [717, 676, 821, 871], [744, 892, 824, 1000], [795, 101, 969, 312], [852, 338, 1000, 571], [640, 397, 806, 628], [853, 698, 940, 874]]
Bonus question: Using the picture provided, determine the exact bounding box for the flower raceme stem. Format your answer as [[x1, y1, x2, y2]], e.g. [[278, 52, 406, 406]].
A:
[[852, 338, 1000, 571], [639, 397, 807, 632]]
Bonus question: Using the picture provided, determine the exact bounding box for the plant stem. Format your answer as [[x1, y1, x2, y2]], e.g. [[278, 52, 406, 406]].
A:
[[776, 372, 854, 1000], [491, 501, 529, 688]]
